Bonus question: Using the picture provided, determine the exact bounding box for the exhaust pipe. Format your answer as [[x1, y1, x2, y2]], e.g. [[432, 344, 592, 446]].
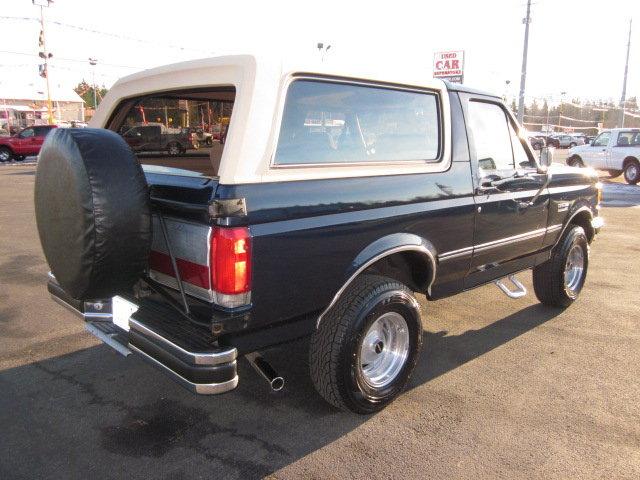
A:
[[245, 352, 284, 391]]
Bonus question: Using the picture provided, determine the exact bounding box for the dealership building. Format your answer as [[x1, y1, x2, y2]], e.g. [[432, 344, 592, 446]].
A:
[[0, 81, 85, 130]]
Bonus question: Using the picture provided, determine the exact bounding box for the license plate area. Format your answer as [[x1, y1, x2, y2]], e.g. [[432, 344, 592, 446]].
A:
[[112, 296, 139, 332]]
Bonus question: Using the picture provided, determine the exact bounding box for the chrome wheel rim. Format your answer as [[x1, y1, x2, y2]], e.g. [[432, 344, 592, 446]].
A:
[[169, 144, 179, 155], [564, 244, 585, 295], [626, 164, 638, 181], [0, 150, 9, 161], [359, 312, 409, 389]]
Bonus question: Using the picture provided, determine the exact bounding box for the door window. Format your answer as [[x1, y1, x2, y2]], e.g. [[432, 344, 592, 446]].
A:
[[468, 101, 515, 173], [592, 132, 610, 147], [508, 122, 533, 168]]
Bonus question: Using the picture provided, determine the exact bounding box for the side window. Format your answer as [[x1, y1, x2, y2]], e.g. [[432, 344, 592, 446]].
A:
[[274, 80, 441, 165], [34, 127, 51, 137], [508, 122, 532, 168], [593, 132, 610, 147], [467, 101, 515, 172], [19, 128, 35, 139], [617, 131, 635, 146]]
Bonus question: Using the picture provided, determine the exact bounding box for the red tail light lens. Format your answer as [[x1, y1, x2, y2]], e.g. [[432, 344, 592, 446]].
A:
[[211, 227, 251, 295]]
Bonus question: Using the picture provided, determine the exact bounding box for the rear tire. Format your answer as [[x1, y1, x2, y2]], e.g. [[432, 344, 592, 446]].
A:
[[623, 160, 640, 185], [310, 275, 423, 414], [533, 226, 588, 308]]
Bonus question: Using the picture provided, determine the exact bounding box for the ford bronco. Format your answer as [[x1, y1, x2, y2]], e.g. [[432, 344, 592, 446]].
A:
[[34, 55, 603, 414]]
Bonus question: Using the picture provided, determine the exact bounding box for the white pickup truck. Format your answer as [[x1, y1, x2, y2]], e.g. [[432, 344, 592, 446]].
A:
[[567, 128, 640, 184]]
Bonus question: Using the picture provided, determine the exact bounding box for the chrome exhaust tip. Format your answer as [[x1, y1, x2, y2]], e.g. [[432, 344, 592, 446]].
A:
[[245, 352, 284, 391]]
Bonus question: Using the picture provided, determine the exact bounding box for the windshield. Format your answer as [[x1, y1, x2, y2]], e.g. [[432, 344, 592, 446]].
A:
[[110, 87, 235, 177]]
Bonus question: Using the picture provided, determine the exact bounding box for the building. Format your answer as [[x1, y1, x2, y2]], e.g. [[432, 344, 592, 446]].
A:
[[0, 80, 85, 131]]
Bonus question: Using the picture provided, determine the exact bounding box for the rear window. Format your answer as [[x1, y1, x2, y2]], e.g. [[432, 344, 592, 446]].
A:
[[274, 80, 440, 166], [109, 88, 235, 177]]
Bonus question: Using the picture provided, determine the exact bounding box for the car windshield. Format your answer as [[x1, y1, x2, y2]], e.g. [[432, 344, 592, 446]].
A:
[[110, 87, 235, 177]]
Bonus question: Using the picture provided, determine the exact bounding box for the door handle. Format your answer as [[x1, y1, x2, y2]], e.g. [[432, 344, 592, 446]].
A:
[[475, 185, 500, 195]]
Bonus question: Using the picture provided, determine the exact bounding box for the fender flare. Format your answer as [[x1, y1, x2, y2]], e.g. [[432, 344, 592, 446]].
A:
[[316, 233, 437, 328], [553, 206, 594, 249]]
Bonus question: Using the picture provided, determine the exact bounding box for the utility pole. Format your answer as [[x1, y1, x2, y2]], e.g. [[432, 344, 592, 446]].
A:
[[89, 58, 98, 110], [619, 19, 632, 128], [34, 0, 54, 125], [517, 0, 532, 124], [559, 91, 566, 130]]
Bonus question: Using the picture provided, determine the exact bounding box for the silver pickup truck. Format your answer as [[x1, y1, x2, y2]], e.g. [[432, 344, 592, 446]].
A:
[[567, 128, 640, 184]]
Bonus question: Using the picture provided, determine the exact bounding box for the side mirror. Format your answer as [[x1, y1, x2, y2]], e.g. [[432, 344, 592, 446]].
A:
[[539, 146, 553, 168]]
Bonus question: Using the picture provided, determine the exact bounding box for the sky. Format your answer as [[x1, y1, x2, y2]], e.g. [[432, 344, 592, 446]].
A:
[[0, 0, 638, 106]]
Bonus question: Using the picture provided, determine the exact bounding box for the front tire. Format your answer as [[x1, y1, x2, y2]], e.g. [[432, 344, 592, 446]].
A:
[[567, 155, 584, 168], [0, 146, 13, 162], [533, 226, 588, 308], [623, 160, 640, 185], [167, 142, 181, 156], [310, 275, 423, 414]]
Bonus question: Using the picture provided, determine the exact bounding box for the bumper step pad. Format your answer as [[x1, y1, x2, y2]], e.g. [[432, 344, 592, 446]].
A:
[[127, 301, 238, 394], [49, 276, 238, 395]]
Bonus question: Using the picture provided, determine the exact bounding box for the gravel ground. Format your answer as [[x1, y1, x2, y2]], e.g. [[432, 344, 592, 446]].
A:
[[0, 165, 638, 480]]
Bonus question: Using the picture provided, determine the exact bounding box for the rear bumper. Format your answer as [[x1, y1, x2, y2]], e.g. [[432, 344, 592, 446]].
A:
[[47, 276, 238, 395]]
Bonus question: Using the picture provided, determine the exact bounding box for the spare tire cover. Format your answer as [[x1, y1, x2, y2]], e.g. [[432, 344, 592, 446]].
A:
[[35, 128, 151, 300]]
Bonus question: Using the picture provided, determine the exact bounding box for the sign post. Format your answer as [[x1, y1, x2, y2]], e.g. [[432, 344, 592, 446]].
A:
[[433, 50, 464, 84]]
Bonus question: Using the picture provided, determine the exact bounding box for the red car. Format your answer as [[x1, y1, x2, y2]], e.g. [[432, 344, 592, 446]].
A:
[[0, 125, 58, 162]]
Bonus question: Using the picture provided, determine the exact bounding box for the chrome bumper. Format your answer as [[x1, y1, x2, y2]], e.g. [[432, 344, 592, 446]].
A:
[[591, 216, 604, 232], [47, 276, 238, 395]]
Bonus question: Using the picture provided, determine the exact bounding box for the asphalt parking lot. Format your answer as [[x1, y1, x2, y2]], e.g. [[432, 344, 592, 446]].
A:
[[1, 163, 639, 479]]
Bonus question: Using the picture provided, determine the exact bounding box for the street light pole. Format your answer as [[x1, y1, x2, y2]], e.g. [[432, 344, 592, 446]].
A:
[[517, 0, 532, 124], [619, 19, 632, 128]]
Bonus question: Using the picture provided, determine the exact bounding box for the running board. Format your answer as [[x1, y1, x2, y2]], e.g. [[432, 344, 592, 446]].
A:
[[494, 275, 527, 299]]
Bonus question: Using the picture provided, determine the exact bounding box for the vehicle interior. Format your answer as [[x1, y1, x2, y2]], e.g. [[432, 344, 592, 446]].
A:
[[108, 87, 235, 177]]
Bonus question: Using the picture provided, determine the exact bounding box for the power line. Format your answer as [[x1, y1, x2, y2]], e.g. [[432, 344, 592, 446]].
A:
[[0, 15, 214, 54], [0, 50, 138, 69]]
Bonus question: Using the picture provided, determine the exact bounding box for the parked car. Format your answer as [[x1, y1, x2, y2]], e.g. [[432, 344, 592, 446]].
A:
[[547, 134, 584, 149], [567, 128, 640, 183], [0, 125, 58, 162], [121, 123, 192, 156], [528, 136, 544, 150], [186, 126, 213, 149], [571, 134, 588, 145], [34, 55, 602, 414]]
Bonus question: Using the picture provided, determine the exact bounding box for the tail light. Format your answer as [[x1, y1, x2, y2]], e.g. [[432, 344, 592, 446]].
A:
[[210, 226, 252, 308]]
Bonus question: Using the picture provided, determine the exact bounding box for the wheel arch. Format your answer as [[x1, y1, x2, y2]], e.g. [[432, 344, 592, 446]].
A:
[[316, 233, 436, 328], [622, 156, 639, 168], [557, 207, 595, 245]]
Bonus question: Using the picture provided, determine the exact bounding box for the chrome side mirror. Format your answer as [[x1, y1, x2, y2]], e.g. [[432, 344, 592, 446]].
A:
[[539, 146, 553, 167]]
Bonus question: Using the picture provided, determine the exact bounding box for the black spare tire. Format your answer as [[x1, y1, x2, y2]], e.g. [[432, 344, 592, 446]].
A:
[[34, 128, 151, 300]]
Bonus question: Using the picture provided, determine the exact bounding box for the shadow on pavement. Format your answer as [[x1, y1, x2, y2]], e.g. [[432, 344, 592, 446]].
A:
[[0, 304, 561, 480]]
